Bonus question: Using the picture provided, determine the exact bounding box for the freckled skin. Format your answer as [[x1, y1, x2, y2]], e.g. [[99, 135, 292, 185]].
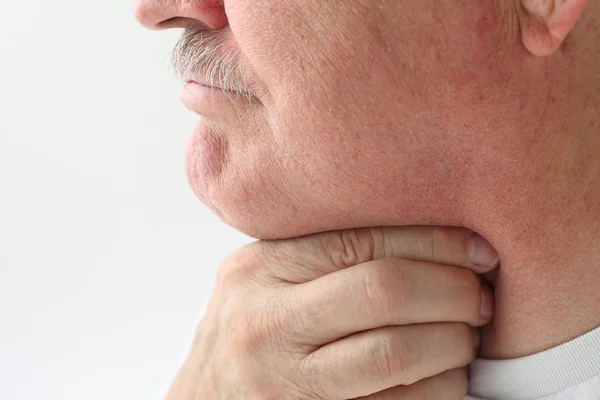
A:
[[137, 0, 600, 359], [185, 1, 527, 239]]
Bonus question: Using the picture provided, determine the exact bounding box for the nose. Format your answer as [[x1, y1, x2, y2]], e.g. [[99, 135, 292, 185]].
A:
[[133, 0, 227, 30]]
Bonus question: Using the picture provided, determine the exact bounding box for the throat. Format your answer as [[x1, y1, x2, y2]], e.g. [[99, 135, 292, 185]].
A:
[[479, 255, 600, 359], [471, 206, 600, 359]]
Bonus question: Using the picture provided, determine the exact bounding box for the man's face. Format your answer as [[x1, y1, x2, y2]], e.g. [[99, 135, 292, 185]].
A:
[[135, 0, 522, 239]]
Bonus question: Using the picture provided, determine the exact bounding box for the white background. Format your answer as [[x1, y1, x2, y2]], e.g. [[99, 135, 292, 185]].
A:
[[0, 1, 252, 399]]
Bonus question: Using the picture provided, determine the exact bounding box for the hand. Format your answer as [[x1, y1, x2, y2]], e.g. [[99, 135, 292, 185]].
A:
[[166, 226, 498, 400]]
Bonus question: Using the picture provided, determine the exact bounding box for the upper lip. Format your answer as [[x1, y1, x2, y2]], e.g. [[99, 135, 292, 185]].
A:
[[183, 67, 257, 97], [180, 77, 252, 117], [185, 78, 225, 91]]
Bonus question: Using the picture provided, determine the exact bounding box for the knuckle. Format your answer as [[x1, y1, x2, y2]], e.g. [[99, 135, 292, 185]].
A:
[[217, 243, 264, 289], [360, 264, 401, 320], [415, 227, 436, 261], [369, 331, 414, 385], [394, 336, 417, 384], [450, 269, 481, 319], [329, 228, 377, 268], [362, 261, 412, 318], [368, 334, 397, 385], [392, 263, 412, 310], [429, 225, 455, 262]]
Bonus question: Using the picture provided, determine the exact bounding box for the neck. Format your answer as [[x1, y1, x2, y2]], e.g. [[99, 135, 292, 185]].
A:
[[469, 163, 600, 359], [463, 20, 600, 358]]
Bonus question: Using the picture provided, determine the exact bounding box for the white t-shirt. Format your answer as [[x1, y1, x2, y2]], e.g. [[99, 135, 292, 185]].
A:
[[466, 326, 600, 399]]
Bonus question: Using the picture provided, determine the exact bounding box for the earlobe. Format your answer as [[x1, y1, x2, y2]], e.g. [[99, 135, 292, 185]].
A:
[[518, 0, 590, 56]]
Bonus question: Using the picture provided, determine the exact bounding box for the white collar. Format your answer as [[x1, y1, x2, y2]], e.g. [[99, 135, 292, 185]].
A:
[[469, 326, 600, 399]]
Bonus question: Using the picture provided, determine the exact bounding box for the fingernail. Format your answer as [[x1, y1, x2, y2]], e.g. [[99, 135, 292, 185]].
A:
[[480, 286, 494, 319], [472, 328, 481, 349], [468, 233, 499, 268]]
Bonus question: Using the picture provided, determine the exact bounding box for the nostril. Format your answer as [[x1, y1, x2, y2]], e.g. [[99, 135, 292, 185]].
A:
[[157, 17, 200, 30]]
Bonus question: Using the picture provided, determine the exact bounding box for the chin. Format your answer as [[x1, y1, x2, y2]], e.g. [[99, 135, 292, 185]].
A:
[[201, 193, 409, 241], [190, 188, 349, 240], [186, 143, 463, 240], [187, 174, 439, 241], [224, 217, 308, 240], [215, 197, 468, 241], [210, 201, 329, 240]]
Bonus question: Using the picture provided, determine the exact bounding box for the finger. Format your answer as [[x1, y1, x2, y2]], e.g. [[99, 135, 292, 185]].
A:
[[260, 226, 498, 284], [301, 323, 476, 399], [355, 367, 469, 400], [287, 258, 493, 343]]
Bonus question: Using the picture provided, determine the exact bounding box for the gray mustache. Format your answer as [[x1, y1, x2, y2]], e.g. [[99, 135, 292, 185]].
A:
[[172, 25, 252, 98]]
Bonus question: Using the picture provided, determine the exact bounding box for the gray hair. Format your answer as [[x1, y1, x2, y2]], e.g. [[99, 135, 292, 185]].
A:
[[172, 25, 252, 100]]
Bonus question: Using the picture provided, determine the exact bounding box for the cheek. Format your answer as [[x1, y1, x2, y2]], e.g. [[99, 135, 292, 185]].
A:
[[225, 0, 363, 104], [218, 0, 483, 238]]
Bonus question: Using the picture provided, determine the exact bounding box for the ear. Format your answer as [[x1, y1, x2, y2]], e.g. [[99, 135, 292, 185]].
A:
[[519, 0, 590, 56]]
